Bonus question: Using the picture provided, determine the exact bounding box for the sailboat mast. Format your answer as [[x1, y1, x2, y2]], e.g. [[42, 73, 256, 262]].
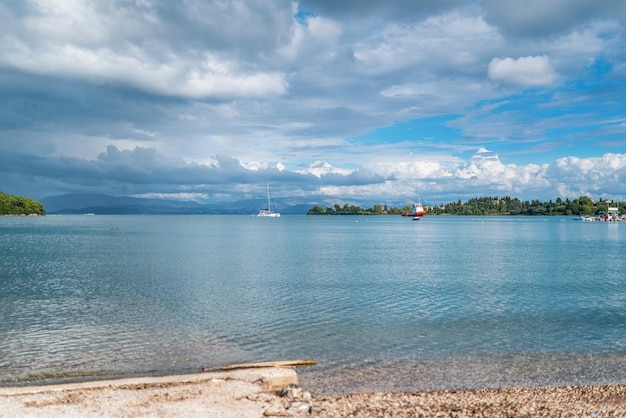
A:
[[266, 183, 271, 210]]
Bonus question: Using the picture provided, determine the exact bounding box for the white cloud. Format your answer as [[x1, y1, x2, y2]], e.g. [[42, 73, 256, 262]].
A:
[[0, 0, 290, 100], [488, 55, 559, 87], [0, 39, 288, 99], [278, 14, 342, 62], [365, 158, 455, 180], [353, 147, 553, 200], [555, 153, 626, 177], [550, 154, 626, 200], [448, 148, 550, 193], [23, 0, 117, 45], [298, 161, 354, 177], [353, 11, 501, 76]]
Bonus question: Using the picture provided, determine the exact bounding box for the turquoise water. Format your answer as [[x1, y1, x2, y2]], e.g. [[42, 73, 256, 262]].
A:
[[1, 215, 625, 394]]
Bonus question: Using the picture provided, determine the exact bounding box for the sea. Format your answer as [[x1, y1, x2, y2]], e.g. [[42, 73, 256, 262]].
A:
[[1, 214, 625, 395]]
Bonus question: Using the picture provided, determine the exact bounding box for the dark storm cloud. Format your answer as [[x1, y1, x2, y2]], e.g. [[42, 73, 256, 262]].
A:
[[298, 0, 469, 20], [0, 68, 181, 142], [0, 145, 386, 198], [148, 1, 294, 54], [482, 0, 626, 39]]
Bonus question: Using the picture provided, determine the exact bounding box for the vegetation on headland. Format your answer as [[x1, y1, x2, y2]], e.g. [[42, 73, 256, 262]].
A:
[[307, 196, 626, 216], [308, 203, 410, 216], [0, 191, 46, 215]]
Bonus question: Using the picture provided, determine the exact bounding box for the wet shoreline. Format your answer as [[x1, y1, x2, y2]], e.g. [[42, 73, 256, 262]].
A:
[[1, 368, 625, 417]]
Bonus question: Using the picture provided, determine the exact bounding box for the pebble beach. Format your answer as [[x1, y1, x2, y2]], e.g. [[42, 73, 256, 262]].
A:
[[1, 368, 624, 417], [312, 384, 626, 417]]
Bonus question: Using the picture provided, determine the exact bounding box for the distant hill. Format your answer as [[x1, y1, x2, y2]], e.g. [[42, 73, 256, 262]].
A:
[[41, 193, 316, 215], [42, 193, 208, 214], [0, 191, 46, 215]]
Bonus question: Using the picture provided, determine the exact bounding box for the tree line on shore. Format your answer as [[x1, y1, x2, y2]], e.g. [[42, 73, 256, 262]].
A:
[[0, 191, 46, 215], [307, 196, 626, 216]]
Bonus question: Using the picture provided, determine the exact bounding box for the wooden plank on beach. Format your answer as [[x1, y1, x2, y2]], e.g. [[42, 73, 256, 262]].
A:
[[203, 359, 316, 372]]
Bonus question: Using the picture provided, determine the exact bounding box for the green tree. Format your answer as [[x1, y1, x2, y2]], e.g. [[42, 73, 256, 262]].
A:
[[306, 195, 626, 217], [307, 205, 326, 215], [0, 192, 46, 215]]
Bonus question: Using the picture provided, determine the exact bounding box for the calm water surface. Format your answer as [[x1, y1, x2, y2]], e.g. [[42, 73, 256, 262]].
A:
[[1, 215, 625, 394]]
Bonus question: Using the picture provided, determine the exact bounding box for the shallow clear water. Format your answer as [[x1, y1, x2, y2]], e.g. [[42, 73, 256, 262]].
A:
[[1, 215, 625, 394]]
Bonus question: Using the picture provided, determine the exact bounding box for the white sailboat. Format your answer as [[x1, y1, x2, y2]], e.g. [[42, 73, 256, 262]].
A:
[[257, 184, 280, 217]]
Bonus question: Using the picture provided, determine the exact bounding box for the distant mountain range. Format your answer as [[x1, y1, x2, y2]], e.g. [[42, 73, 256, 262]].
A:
[[41, 193, 317, 215]]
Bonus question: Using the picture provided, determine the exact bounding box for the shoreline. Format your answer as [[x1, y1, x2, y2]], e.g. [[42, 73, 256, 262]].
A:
[[1, 369, 624, 417], [0, 368, 307, 417]]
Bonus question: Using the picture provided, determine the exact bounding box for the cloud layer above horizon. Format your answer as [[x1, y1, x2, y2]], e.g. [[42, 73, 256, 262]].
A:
[[1, 0, 626, 205]]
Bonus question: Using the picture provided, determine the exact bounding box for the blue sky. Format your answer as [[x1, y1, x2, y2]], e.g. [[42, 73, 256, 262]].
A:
[[1, 0, 626, 206]]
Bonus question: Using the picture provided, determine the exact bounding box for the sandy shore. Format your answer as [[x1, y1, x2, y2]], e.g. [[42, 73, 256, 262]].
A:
[[1, 369, 625, 417], [0, 368, 308, 417]]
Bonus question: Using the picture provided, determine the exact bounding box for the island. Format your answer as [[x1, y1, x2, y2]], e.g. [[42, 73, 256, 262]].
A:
[[307, 195, 626, 216], [0, 191, 46, 216]]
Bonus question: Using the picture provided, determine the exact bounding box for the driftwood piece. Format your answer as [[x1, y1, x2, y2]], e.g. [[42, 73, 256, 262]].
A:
[[203, 359, 316, 371]]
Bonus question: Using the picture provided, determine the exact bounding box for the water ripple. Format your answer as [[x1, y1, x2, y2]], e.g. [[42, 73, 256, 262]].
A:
[[1, 215, 625, 391]]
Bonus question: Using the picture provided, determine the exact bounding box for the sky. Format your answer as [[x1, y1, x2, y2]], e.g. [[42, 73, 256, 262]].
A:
[[1, 0, 626, 206]]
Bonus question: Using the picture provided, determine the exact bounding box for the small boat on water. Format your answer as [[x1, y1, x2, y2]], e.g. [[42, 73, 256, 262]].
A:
[[402, 200, 426, 219], [257, 184, 280, 217], [580, 207, 625, 222]]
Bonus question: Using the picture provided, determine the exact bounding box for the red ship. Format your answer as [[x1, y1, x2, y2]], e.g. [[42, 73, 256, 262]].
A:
[[401, 201, 426, 219]]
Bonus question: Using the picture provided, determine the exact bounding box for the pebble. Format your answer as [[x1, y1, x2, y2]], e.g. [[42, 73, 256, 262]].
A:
[[303, 384, 626, 417]]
